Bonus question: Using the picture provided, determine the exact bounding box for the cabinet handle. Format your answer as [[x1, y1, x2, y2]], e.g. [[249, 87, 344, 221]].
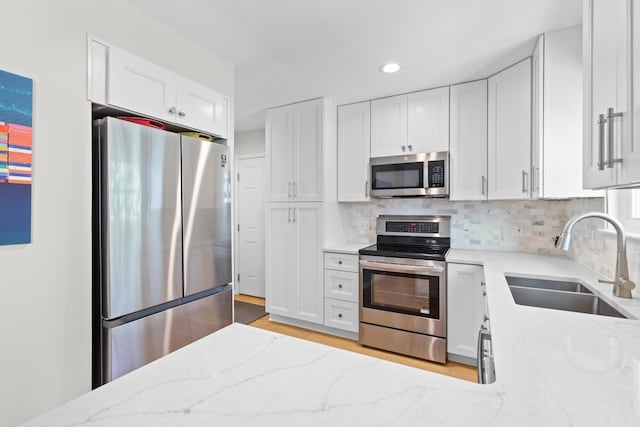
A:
[[365, 180, 369, 197], [521, 171, 528, 194], [481, 176, 486, 195], [338, 283, 343, 289], [293, 207, 296, 223], [401, 145, 406, 152], [533, 167, 540, 191], [338, 313, 343, 318], [288, 207, 291, 223], [408, 144, 413, 151], [292, 182, 297, 198], [288, 182, 292, 198], [606, 107, 623, 168], [338, 260, 343, 265], [178, 110, 186, 118], [169, 106, 177, 114], [597, 113, 606, 171]]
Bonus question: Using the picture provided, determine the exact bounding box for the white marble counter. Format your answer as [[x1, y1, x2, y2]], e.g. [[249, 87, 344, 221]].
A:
[[21, 250, 640, 426], [323, 242, 372, 255]]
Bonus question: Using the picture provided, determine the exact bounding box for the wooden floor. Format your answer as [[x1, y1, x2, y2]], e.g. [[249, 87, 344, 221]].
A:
[[234, 294, 477, 383]]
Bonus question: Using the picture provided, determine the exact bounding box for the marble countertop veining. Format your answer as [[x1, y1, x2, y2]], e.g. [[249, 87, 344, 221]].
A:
[[21, 250, 640, 426]]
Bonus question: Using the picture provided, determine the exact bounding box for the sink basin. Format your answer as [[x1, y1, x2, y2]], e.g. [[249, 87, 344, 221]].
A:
[[506, 276, 593, 294], [508, 284, 628, 318]]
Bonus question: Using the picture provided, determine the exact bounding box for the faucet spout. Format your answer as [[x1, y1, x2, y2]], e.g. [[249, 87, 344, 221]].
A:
[[556, 212, 635, 298]]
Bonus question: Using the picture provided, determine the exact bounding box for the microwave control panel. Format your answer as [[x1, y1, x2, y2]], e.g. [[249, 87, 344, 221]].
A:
[[427, 160, 446, 188]]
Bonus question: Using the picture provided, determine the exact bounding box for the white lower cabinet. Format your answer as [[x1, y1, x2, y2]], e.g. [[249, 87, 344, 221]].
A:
[[266, 203, 323, 324], [447, 263, 485, 363], [323, 251, 359, 333]]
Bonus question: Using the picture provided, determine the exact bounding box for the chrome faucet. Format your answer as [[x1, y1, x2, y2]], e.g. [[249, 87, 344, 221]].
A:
[[555, 212, 635, 298]]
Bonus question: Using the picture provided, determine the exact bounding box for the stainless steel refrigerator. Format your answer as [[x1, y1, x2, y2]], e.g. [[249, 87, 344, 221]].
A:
[[92, 117, 232, 386]]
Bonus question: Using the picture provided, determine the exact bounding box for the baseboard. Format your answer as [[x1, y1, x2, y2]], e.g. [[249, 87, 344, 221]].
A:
[[447, 352, 477, 367]]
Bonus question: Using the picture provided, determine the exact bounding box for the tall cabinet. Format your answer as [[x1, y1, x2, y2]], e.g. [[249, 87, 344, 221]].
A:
[[265, 98, 325, 325]]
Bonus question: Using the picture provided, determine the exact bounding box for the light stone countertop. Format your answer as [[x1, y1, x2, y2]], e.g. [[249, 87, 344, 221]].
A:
[[323, 242, 372, 255], [21, 250, 640, 426]]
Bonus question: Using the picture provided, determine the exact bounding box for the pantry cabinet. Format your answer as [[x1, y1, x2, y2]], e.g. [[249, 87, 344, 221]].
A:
[[266, 203, 324, 324], [488, 58, 532, 200], [337, 101, 371, 202], [447, 263, 485, 363], [449, 80, 488, 201], [265, 99, 324, 202], [583, 0, 640, 188], [88, 37, 229, 138]]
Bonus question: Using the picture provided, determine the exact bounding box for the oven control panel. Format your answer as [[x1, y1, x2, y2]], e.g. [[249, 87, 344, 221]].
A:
[[386, 221, 439, 234]]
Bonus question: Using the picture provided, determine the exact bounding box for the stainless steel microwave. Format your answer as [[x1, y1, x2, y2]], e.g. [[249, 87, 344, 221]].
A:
[[370, 152, 449, 198]]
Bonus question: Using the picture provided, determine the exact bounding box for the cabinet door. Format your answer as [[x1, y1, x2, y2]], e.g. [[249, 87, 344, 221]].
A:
[[107, 47, 176, 123], [584, 0, 627, 188], [408, 87, 450, 153], [447, 263, 485, 361], [176, 77, 229, 138], [449, 80, 488, 201], [265, 204, 293, 317], [292, 203, 324, 324], [488, 58, 532, 200], [293, 99, 323, 202], [265, 106, 294, 202], [338, 102, 371, 201], [625, 0, 640, 184], [531, 35, 544, 199], [371, 95, 408, 157]]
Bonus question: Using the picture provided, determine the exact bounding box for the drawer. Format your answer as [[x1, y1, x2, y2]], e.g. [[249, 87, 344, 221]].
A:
[[324, 252, 359, 272], [324, 299, 358, 332], [324, 270, 358, 302]]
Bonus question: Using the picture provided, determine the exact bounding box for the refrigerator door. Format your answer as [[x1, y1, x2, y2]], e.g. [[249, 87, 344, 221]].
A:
[[102, 285, 232, 383], [181, 136, 232, 296], [99, 117, 183, 319]]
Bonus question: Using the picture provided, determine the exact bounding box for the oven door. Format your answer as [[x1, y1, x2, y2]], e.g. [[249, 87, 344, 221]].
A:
[[359, 256, 446, 337]]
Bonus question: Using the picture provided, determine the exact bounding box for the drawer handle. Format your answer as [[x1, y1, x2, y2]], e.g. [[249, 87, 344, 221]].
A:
[[338, 313, 343, 318], [338, 260, 343, 265], [338, 283, 343, 289]]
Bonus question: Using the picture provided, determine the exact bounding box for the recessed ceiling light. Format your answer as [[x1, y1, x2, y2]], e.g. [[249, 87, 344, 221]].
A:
[[380, 63, 400, 74]]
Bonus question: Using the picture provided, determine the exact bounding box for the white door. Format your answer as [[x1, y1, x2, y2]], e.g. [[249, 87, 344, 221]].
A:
[[447, 263, 485, 361], [265, 203, 293, 316], [488, 58, 532, 200], [292, 203, 324, 324], [338, 101, 371, 202], [293, 99, 324, 202], [265, 106, 294, 202], [176, 77, 229, 138], [371, 94, 408, 157], [449, 80, 488, 201], [408, 87, 450, 153], [236, 156, 265, 297]]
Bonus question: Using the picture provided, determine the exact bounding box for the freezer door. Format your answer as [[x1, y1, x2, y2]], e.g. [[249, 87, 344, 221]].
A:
[[102, 285, 232, 383], [181, 136, 232, 296], [99, 117, 183, 319]]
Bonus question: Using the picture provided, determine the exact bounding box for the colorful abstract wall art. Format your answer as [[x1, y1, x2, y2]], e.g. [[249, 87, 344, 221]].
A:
[[0, 69, 33, 245]]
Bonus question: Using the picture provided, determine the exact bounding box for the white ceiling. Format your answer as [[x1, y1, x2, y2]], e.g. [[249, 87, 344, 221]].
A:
[[124, 0, 582, 132]]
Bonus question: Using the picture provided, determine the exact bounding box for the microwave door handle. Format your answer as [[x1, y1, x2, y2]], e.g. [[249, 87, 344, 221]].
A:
[[359, 260, 444, 275]]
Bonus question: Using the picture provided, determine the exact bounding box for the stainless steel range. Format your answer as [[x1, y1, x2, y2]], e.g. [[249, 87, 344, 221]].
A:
[[359, 215, 450, 363]]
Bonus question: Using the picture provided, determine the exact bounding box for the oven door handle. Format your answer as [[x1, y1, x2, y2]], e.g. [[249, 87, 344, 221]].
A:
[[359, 260, 444, 275]]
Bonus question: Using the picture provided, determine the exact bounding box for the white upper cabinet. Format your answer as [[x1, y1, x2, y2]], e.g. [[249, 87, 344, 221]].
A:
[[371, 95, 408, 157], [338, 101, 371, 202], [488, 58, 532, 200], [449, 80, 488, 201], [533, 27, 601, 199], [88, 37, 229, 138], [265, 99, 324, 203], [583, 0, 638, 188], [408, 87, 450, 153]]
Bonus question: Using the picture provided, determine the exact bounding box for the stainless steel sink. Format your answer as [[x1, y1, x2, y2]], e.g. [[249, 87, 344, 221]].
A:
[[505, 276, 628, 318], [506, 276, 593, 294]]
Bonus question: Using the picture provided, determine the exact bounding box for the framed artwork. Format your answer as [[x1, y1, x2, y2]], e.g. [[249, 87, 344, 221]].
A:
[[0, 69, 33, 245]]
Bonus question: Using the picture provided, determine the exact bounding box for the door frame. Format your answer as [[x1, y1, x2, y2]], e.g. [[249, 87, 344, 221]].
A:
[[234, 153, 266, 296]]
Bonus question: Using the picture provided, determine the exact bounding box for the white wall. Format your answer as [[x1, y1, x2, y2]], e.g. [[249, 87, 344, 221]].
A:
[[234, 129, 265, 156], [0, 1, 234, 425]]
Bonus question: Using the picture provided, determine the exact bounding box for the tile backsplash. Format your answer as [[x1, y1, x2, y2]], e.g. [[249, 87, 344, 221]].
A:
[[339, 197, 603, 254], [339, 196, 640, 296]]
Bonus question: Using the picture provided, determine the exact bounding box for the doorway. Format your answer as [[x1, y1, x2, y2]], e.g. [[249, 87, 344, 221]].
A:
[[235, 155, 266, 297]]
